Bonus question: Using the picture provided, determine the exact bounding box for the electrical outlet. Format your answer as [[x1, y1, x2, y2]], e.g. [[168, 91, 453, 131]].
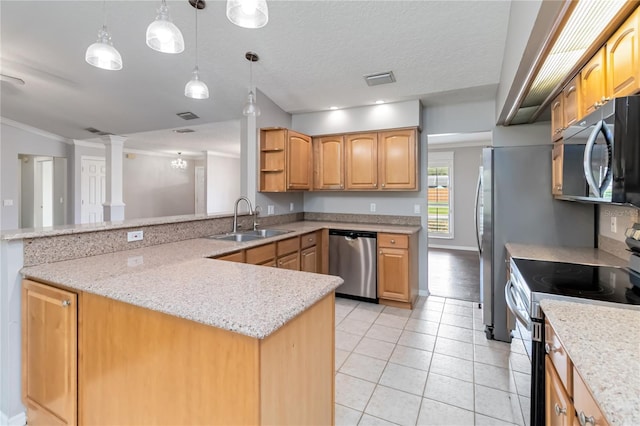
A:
[[290, 202, 294, 212], [370, 203, 376, 213], [611, 217, 617, 233], [267, 205, 275, 215], [414, 204, 421, 214], [127, 230, 144, 242], [3, 199, 13, 207]]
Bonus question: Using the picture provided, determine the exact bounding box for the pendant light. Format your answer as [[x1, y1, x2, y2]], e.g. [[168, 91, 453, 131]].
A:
[[226, 0, 269, 29], [146, 0, 185, 54], [171, 152, 188, 169], [242, 52, 260, 116], [185, 0, 209, 99], [85, 0, 123, 71]]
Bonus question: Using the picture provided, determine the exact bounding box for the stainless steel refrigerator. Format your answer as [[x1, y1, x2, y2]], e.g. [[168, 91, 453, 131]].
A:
[[476, 145, 596, 342]]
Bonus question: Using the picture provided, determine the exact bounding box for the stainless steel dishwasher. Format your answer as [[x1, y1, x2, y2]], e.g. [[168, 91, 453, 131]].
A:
[[329, 229, 377, 302]]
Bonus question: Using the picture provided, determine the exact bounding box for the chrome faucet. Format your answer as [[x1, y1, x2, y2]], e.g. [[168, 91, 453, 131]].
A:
[[232, 196, 253, 233]]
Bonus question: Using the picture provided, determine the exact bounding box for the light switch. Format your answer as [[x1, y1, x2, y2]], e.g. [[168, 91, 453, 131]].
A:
[[611, 217, 617, 233], [414, 204, 421, 214], [3, 199, 13, 207], [290, 202, 294, 211], [370, 203, 376, 213], [267, 205, 275, 215]]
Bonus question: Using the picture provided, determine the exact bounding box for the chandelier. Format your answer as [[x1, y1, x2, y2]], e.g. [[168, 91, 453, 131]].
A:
[[171, 152, 188, 169]]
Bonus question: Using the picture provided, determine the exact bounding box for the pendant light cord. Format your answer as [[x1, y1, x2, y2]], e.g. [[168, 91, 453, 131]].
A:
[[249, 58, 253, 92], [102, 0, 106, 28], [195, 1, 199, 68]]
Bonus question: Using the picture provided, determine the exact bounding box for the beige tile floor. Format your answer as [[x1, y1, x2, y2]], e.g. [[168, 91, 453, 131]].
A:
[[334, 296, 531, 426]]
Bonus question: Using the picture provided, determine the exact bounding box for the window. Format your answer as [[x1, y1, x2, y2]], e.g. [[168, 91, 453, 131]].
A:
[[428, 152, 453, 238]]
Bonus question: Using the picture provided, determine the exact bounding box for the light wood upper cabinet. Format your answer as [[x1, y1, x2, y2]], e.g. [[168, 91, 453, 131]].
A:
[[260, 128, 312, 192], [378, 129, 417, 190], [551, 94, 564, 141], [607, 7, 640, 99], [345, 133, 378, 190], [581, 48, 608, 116], [313, 135, 344, 190], [552, 144, 564, 196], [563, 77, 581, 129], [286, 131, 313, 190], [22, 279, 77, 426]]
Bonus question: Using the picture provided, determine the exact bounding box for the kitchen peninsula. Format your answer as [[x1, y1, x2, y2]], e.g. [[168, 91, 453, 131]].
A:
[[18, 225, 345, 425]]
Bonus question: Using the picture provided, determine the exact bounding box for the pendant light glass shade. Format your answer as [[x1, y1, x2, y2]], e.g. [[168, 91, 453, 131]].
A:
[[85, 26, 123, 71], [226, 0, 269, 29], [146, 1, 185, 54], [242, 90, 261, 116], [185, 67, 209, 99]]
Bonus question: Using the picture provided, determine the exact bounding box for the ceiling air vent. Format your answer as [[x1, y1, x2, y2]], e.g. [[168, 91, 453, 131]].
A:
[[363, 71, 396, 86], [176, 111, 200, 120], [84, 127, 112, 136], [173, 128, 195, 133]]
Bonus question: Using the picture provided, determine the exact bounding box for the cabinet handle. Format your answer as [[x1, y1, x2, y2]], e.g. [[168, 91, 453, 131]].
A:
[[554, 404, 567, 416], [578, 411, 596, 426], [390, 239, 396, 244], [545, 343, 560, 354], [379, 250, 383, 254], [61, 300, 71, 307], [381, 183, 386, 187], [373, 183, 376, 187], [308, 238, 313, 242]]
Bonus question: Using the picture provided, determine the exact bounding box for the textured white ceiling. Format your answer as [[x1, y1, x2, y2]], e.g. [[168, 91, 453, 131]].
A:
[[0, 0, 511, 151]]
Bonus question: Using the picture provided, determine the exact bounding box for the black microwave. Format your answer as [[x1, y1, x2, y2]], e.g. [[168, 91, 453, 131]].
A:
[[560, 95, 640, 207]]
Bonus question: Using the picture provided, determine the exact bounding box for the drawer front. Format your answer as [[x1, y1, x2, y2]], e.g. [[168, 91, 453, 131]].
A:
[[378, 233, 408, 249], [545, 319, 572, 394], [246, 243, 276, 265], [573, 367, 609, 426], [277, 236, 300, 256], [215, 251, 245, 263], [300, 232, 318, 249]]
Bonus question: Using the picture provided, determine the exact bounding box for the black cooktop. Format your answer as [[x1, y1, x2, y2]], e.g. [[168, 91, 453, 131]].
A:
[[512, 258, 640, 306]]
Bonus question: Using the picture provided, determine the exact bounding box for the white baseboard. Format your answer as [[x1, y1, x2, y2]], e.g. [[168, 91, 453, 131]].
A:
[[0, 411, 26, 426], [428, 244, 478, 252]]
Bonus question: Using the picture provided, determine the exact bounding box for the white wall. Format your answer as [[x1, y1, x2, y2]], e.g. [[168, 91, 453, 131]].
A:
[[428, 145, 484, 250], [205, 153, 241, 214], [123, 152, 197, 220], [293, 101, 429, 293], [0, 120, 71, 230], [426, 99, 496, 135]]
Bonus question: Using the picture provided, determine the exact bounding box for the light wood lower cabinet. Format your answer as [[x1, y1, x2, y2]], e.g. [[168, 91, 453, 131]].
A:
[[22, 280, 77, 426], [215, 250, 245, 263], [301, 246, 318, 273], [22, 279, 335, 425], [277, 251, 300, 270], [546, 357, 575, 426], [377, 233, 418, 309]]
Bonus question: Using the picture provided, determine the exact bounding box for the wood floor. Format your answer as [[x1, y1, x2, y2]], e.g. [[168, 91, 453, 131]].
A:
[[427, 248, 480, 302]]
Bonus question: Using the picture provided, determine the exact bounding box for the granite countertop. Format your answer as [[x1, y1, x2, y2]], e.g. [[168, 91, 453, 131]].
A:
[[20, 221, 419, 339], [506, 243, 627, 267], [540, 299, 640, 425]]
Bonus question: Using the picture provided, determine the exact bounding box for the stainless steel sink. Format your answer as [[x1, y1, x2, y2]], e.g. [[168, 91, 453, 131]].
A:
[[208, 229, 292, 242]]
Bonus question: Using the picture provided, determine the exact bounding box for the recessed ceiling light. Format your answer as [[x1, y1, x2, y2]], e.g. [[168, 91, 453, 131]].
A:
[[375, 100, 385, 104], [329, 106, 338, 110]]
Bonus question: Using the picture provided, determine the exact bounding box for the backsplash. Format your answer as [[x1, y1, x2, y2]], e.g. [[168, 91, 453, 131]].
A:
[[23, 212, 303, 266], [304, 212, 421, 226], [598, 205, 639, 260]]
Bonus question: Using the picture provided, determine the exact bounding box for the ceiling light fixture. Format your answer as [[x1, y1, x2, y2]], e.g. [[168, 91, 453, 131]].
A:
[[242, 52, 261, 116], [146, 0, 185, 54], [171, 152, 188, 169], [227, 0, 269, 29], [329, 106, 338, 110], [375, 100, 385, 105], [185, 0, 209, 99], [85, 0, 123, 71]]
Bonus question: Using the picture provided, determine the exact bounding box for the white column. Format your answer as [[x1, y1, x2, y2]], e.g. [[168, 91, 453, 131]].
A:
[[101, 135, 126, 221]]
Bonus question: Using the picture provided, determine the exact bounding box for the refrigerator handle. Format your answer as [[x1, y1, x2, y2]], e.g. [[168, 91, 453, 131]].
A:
[[474, 168, 482, 256]]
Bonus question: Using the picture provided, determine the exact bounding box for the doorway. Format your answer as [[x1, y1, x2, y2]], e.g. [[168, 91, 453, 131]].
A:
[[195, 166, 205, 215], [81, 157, 106, 224]]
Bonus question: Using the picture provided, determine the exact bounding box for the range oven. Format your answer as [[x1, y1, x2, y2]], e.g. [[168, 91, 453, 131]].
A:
[[506, 257, 640, 426]]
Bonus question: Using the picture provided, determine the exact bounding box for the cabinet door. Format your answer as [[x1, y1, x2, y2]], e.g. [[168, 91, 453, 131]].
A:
[[378, 247, 409, 302], [22, 279, 77, 426], [607, 7, 640, 98], [581, 48, 608, 116], [552, 144, 564, 195], [563, 77, 581, 128], [286, 131, 313, 190], [573, 367, 609, 426], [314, 136, 344, 190], [345, 133, 378, 190], [215, 251, 245, 263], [300, 246, 318, 273], [545, 357, 575, 426], [551, 94, 564, 141], [378, 129, 417, 190], [278, 252, 301, 270]]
